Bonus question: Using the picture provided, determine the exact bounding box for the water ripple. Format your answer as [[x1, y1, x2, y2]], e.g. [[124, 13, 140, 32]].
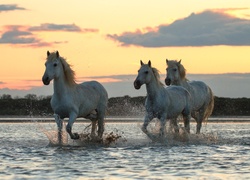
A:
[[0, 122, 250, 179]]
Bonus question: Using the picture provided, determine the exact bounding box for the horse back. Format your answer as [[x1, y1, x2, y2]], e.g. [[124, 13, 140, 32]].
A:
[[79, 81, 108, 103]]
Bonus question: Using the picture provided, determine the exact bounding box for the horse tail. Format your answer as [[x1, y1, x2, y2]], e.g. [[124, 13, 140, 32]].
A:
[[204, 87, 214, 122]]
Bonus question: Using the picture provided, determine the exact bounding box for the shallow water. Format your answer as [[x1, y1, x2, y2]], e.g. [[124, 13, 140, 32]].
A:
[[0, 120, 250, 179]]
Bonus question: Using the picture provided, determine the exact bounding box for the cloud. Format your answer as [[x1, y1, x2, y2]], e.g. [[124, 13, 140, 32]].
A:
[[28, 23, 99, 33], [0, 26, 51, 47], [0, 28, 37, 44], [0, 23, 97, 47], [107, 10, 250, 47], [0, 4, 26, 12]]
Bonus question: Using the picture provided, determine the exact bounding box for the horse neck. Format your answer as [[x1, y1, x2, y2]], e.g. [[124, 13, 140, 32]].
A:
[[53, 75, 73, 97], [174, 78, 190, 90], [146, 77, 163, 98]]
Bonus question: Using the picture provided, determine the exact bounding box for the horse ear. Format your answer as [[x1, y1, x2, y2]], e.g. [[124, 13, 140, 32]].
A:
[[140, 60, 144, 66], [178, 59, 182, 64], [148, 60, 151, 67], [166, 59, 169, 64], [47, 51, 50, 57], [56, 51, 59, 58]]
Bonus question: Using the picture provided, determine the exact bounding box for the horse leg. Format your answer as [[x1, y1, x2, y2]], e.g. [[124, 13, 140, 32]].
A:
[[142, 114, 151, 134], [183, 114, 191, 133], [196, 114, 202, 134], [55, 114, 63, 144], [196, 109, 206, 134], [66, 113, 79, 140], [159, 116, 167, 138], [182, 111, 191, 133], [171, 118, 179, 133], [91, 120, 97, 138], [97, 119, 104, 139], [96, 108, 106, 139]]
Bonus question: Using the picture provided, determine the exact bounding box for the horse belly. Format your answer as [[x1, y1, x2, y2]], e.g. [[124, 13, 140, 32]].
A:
[[167, 92, 190, 118], [166, 107, 184, 119], [78, 104, 98, 118]]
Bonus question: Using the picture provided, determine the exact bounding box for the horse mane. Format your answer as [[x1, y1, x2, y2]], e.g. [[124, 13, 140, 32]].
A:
[[151, 67, 164, 86], [168, 60, 187, 81], [47, 52, 76, 86]]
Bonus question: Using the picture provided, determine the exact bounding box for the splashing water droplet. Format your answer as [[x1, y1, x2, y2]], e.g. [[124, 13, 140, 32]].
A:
[[36, 120, 68, 146]]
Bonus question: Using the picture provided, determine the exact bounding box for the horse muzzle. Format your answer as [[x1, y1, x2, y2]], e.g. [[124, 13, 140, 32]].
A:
[[134, 80, 141, 90], [165, 78, 171, 86], [42, 76, 51, 85]]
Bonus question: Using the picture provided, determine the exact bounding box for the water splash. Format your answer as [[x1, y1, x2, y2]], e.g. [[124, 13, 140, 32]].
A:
[[36, 120, 68, 146], [138, 119, 219, 145], [72, 125, 126, 146], [37, 119, 126, 146]]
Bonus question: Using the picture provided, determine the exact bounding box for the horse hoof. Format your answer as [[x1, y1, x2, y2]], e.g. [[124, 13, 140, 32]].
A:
[[141, 127, 148, 134], [90, 133, 97, 139], [94, 136, 103, 143], [72, 133, 80, 140]]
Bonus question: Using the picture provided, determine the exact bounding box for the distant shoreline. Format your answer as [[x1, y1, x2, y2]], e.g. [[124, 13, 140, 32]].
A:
[[0, 116, 250, 123]]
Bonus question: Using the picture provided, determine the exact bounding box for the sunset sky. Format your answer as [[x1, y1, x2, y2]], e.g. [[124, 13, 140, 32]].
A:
[[0, 1, 250, 98]]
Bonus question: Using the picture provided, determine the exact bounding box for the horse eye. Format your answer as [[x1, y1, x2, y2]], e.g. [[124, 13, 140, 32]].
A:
[[53, 63, 57, 67], [173, 68, 177, 72], [145, 71, 149, 74]]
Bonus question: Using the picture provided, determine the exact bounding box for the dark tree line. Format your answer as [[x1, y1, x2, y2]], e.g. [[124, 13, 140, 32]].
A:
[[0, 94, 52, 116], [0, 94, 250, 116]]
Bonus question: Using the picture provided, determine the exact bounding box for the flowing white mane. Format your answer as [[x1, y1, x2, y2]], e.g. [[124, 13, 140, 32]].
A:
[[151, 67, 164, 86], [47, 52, 76, 86]]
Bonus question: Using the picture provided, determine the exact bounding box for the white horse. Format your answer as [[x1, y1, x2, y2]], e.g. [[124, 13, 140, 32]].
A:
[[42, 51, 108, 141], [165, 59, 214, 134], [134, 60, 191, 138]]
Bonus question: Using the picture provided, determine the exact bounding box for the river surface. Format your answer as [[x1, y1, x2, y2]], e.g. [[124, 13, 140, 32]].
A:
[[0, 118, 250, 179]]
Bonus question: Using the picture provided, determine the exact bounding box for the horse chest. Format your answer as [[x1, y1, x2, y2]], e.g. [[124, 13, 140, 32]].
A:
[[51, 96, 75, 117], [146, 98, 165, 118]]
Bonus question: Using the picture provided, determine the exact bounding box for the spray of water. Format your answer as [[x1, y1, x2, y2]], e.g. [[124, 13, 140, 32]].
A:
[[137, 119, 218, 145], [36, 118, 126, 146], [36, 120, 68, 146]]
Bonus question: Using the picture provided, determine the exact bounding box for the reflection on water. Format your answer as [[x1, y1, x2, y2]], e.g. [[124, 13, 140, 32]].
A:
[[0, 119, 250, 179]]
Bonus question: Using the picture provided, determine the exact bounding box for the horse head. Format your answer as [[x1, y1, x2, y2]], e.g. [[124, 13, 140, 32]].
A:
[[165, 59, 185, 86], [42, 51, 62, 85], [134, 60, 153, 89]]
